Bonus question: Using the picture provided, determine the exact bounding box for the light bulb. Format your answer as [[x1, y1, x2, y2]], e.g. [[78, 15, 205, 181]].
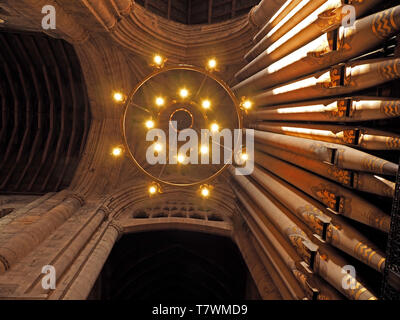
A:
[[149, 186, 157, 195], [112, 147, 122, 157], [179, 88, 189, 99], [146, 120, 155, 129], [155, 97, 165, 107], [113, 92, 125, 103], [211, 123, 219, 132], [154, 55, 164, 65], [202, 100, 211, 109], [241, 153, 249, 161], [201, 187, 210, 198], [208, 59, 217, 69], [242, 100, 253, 110], [154, 143, 163, 152], [200, 145, 209, 155], [146, 120, 154, 129], [177, 154, 185, 163]]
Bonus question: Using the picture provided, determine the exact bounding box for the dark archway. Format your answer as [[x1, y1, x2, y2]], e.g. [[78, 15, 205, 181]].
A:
[[90, 230, 259, 300]]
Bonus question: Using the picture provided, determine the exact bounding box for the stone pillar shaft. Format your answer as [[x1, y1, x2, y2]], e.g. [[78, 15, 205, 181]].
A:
[[0, 193, 83, 274], [234, 218, 283, 300], [62, 223, 120, 300], [33, 209, 107, 295]]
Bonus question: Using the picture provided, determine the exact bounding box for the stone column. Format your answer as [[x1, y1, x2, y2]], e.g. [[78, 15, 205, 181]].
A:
[[0, 193, 84, 274], [113, 0, 132, 15], [0, 195, 40, 211], [234, 218, 283, 300], [62, 222, 122, 300], [33, 206, 110, 295]]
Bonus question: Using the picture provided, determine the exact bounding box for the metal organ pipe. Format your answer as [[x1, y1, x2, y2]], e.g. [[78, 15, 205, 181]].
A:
[[247, 97, 400, 123], [252, 130, 399, 176], [254, 143, 395, 198], [251, 122, 400, 151], [249, 0, 289, 28], [229, 167, 377, 300], [245, 58, 400, 106], [234, 0, 397, 301], [252, 151, 390, 234], [252, 0, 304, 44], [236, 5, 400, 91]]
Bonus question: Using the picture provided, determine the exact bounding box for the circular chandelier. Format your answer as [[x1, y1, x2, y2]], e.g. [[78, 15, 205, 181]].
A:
[[113, 55, 252, 197]]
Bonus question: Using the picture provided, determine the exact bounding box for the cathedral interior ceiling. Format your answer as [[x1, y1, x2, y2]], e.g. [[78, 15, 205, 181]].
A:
[[0, 0, 400, 300]]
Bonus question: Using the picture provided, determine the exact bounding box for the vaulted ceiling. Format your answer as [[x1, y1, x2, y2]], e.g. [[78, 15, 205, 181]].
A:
[[136, 0, 260, 24], [0, 30, 91, 194]]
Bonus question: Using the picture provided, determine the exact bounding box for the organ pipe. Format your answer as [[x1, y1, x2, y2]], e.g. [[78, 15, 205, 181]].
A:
[[251, 122, 400, 150], [247, 97, 400, 123], [250, 0, 383, 57], [253, 129, 399, 176], [244, 0, 339, 70], [252, 0, 304, 44], [230, 167, 377, 300], [236, 0, 397, 301], [230, 167, 318, 269], [235, 192, 311, 299], [236, 191, 344, 300], [250, 58, 400, 107], [248, 162, 387, 271], [255, 143, 395, 198], [236, 5, 400, 91], [249, 0, 289, 28], [253, 151, 391, 234]]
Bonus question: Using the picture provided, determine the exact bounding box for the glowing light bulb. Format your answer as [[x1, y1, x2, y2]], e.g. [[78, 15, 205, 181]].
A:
[[112, 147, 122, 157], [202, 100, 211, 109], [177, 154, 185, 163], [242, 99, 253, 110], [155, 97, 165, 107], [154, 55, 164, 66], [113, 92, 125, 103], [241, 153, 249, 161], [146, 120, 155, 129], [211, 123, 219, 132], [201, 187, 210, 198], [179, 88, 189, 99], [208, 59, 217, 69], [154, 143, 163, 152], [149, 186, 157, 195], [200, 145, 209, 155]]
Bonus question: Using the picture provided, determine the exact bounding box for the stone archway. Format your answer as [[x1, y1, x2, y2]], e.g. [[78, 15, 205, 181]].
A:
[[89, 230, 258, 300]]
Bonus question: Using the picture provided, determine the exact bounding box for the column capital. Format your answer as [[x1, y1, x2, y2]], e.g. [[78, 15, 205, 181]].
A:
[[98, 205, 112, 219], [109, 221, 124, 239], [68, 193, 85, 206]]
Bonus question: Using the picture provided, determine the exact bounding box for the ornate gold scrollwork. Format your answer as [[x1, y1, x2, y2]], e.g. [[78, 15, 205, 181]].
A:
[[342, 128, 361, 145], [327, 166, 352, 186], [297, 205, 331, 237], [330, 99, 353, 119], [326, 64, 351, 88], [315, 189, 345, 213]]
